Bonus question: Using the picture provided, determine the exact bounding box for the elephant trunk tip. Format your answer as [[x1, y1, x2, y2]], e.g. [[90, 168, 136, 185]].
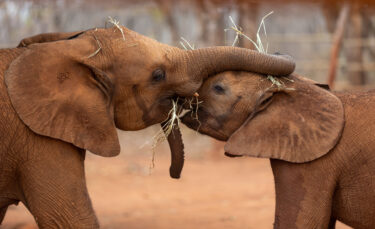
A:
[[162, 120, 185, 180], [169, 168, 181, 179]]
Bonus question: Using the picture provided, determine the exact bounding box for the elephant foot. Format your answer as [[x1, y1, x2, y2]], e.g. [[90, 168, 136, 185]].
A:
[[0, 198, 19, 224]]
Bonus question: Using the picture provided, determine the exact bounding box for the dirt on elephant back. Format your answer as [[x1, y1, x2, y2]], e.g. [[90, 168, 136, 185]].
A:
[[2, 128, 350, 229]]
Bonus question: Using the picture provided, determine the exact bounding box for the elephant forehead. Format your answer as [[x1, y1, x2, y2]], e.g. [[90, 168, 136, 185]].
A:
[[208, 71, 266, 93]]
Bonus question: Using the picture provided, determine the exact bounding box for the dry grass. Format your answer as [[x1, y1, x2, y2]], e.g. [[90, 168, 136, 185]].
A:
[[147, 35, 196, 165], [87, 33, 102, 58], [107, 16, 126, 41], [148, 13, 294, 167], [226, 11, 273, 53], [183, 95, 202, 130], [153, 100, 182, 148], [180, 36, 195, 50], [179, 37, 203, 127], [225, 11, 290, 89], [150, 99, 182, 171]]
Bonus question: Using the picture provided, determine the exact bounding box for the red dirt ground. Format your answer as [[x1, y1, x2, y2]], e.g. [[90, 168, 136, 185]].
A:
[[2, 127, 351, 229]]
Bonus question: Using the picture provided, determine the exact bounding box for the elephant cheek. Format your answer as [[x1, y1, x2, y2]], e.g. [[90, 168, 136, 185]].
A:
[[182, 110, 227, 141], [114, 105, 147, 131]]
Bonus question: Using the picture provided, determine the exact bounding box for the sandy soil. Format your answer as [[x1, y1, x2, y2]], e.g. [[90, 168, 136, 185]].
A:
[[2, 127, 351, 229]]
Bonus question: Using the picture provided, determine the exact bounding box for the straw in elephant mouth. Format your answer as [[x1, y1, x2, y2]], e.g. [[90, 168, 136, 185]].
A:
[[150, 98, 182, 170], [152, 93, 201, 148], [148, 94, 202, 172], [182, 94, 202, 130], [148, 11, 294, 170]]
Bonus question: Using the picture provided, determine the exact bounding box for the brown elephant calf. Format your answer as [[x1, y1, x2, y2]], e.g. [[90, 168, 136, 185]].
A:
[[0, 28, 295, 228], [182, 71, 375, 229]]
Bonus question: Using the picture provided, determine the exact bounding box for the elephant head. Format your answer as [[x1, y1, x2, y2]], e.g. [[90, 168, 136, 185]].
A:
[[6, 28, 295, 178], [182, 71, 345, 163]]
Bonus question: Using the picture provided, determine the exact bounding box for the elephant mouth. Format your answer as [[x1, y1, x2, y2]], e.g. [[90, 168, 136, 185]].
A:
[[148, 94, 187, 128], [181, 110, 201, 129], [181, 109, 228, 141], [157, 94, 180, 112], [138, 95, 177, 127]]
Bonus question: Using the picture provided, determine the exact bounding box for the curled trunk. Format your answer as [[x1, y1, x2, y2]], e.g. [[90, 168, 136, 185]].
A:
[[186, 46, 295, 79], [171, 46, 295, 96], [166, 46, 296, 176]]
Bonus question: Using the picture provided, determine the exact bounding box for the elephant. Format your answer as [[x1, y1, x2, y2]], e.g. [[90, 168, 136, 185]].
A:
[[0, 27, 295, 228], [182, 70, 375, 229]]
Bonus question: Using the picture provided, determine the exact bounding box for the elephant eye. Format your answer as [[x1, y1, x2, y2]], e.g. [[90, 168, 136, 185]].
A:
[[151, 68, 166, 82], [213, 84, 225, 94]]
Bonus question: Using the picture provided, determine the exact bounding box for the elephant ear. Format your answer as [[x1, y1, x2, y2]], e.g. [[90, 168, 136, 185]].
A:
[[17, 31, 85, 47], [6, 37, 120, 157], [224, 78, 344, 163]]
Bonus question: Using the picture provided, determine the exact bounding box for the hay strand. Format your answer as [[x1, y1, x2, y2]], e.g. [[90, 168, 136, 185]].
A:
[[87, 34, 102, 58], [226, 11, 273, 53], [180, 37, 195, 50], [107, 16, 126, 41], [149, 99, 182, 171], [225, 11, 289, 89]]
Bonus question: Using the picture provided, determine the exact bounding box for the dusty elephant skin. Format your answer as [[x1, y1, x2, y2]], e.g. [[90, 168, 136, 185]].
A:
[[182, 72, 375, 229], [0, 29, 295, 228]]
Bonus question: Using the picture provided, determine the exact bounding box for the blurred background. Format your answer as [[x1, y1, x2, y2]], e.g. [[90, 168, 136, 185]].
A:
[[1, 0, 374, 228]]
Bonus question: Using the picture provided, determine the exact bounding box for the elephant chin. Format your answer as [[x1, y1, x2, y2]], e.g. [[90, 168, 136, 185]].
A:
[[181, 110, 228, 141]]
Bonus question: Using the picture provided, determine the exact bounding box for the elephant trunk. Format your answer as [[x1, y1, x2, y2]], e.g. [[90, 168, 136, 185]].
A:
[[164, 46, 295, 178], [172, 47, 295, 95], [162, 122, 184, 179], [186, 46, 295, 79]]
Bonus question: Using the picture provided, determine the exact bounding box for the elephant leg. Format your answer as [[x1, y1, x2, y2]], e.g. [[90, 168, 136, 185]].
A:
[[0, 198, 19, 224], [18, 144, 99, 229], [328, 217, 336, 229], [271, 160, 336, 229], [0, 206, 7, 224]]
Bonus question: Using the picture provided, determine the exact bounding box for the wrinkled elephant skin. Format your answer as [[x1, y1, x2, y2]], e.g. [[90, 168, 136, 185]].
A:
[[0, 28, 296, 228], [182, 71, 375, 229]]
